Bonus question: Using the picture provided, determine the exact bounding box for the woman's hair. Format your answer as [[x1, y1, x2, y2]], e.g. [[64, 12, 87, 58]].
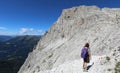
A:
[[84, 43, 89, 48]]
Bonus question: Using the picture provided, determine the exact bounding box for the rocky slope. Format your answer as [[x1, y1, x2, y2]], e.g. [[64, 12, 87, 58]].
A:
[[18, 6, 120, 73]]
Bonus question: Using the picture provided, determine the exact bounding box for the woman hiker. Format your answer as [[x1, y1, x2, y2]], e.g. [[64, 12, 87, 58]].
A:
[[81, 43, 91, 72]]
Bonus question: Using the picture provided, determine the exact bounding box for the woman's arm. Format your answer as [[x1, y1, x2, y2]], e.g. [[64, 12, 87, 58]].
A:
[[88, 48, 92, 60]]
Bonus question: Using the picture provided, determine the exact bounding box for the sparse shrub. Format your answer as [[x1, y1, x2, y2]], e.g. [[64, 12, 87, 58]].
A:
[[61, 34, 64, 38], [93, 38, 98, 42], [37, 66, 40, 72], [115, 58, 117, 61], [33, 71, 35, 73], [48, 61, 53, 69], [108, 68, 112, 71], [109, 47, 112, 50], [42, 59, 46, 63], [118, 46, 120, 51], [67, 16, 70, 18], [28, 64, 30, 68], [113, 53, 115, 56], [114, 62, 120, 73], [106, 56, 110, 61], [48, 53, 53, 58], [37, 66, 40, 69], [114, 50, 116, 52]]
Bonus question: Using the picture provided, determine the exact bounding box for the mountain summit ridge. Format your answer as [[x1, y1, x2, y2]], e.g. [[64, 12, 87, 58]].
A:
[[18, 6, 120, 73]]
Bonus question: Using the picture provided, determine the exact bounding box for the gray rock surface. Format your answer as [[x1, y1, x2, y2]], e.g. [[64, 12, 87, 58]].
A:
[[18, 6, 120, 73]]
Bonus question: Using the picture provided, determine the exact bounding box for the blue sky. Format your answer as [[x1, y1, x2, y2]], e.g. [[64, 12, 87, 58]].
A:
[[0, 0, 119, 35]]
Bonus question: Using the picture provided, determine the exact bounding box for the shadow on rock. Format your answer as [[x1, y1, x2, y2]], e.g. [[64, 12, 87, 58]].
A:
[[87, 62, 94, 70]]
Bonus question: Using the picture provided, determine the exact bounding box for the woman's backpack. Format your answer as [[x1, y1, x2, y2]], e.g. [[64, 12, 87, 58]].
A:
[[81, 48, 88, 58]]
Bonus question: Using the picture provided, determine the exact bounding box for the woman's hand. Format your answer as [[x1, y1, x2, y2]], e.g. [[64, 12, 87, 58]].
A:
[[89, 54, 92, 60]]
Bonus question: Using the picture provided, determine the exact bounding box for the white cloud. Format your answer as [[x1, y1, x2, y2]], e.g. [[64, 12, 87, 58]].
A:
[[19, 28, 34, 35], [29, 28, 34, 31], [19, 28, 45, 35], [0, 27, 7, 30], [38, 29, 45, 35], [19, 28, 28, 34]]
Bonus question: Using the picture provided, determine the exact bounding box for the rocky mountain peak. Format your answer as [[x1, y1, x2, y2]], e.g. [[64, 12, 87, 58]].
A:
[[18, 6, 120, 73]]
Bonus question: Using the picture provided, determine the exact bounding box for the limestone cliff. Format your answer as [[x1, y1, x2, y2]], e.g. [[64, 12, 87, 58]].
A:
[[18, 6, 120, 73]]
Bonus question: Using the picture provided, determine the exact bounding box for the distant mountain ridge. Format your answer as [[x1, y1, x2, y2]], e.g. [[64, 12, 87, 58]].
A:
[[0, 35, 13, 42], [0, 35, 41, 73], [0, 35, 41, 59]]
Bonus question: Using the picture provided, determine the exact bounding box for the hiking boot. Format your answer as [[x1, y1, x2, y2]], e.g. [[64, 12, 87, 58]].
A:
[[83, 68, 88, 72]]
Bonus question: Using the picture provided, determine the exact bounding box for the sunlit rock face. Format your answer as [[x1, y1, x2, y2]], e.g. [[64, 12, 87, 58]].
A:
[[18, 6, 120, 73]]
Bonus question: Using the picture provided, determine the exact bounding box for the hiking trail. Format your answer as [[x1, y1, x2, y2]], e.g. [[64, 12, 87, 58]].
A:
[[37, 56, 105, 73]]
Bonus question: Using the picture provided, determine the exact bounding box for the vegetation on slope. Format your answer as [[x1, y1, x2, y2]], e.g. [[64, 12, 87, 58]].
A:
[[0, 35, 41, 73]]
